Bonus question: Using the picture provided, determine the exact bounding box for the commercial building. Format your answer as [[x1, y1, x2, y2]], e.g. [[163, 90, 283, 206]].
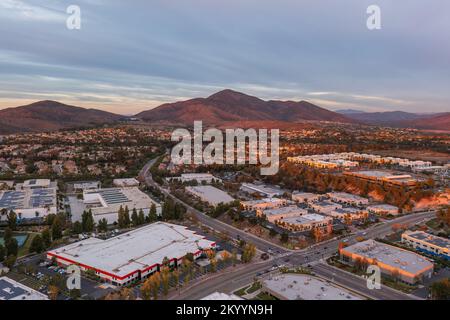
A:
[[0, 277, 48, 300], [0, 181, 14, 189], [262, 274, 363, 300], [201, 292, 243, 300], [240, 198, 287, 211], [83, 187, 161, 224], [325, 207, 367, 221], [287, 156, 359, 169], [186, 185, 235, 207], [20, 179, 55, 190], [278, 214, 333, 234], [240, 183, 283, 198], [171, 173, 220, 184], [344, 170, 418, 186], [292, 192, 322, 203], [288, 152, 433, 170], [367, 204, 399, 216], [309, 201, 342, 215], [47, 222, 215, 286], [0, 188, 57, 220], [340, 240, 434, 284], [70, 181, 101, 192], [113, 178, 140, 188], [326, 192, 369, 206], [258, 205, 307, 223], [402, 231, 450, 260]]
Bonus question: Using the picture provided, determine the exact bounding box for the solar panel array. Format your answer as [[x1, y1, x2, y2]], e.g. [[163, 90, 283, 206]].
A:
[[30, 189, 55, 207], [98, 189, 130, 205], [0, 191, 25, 210], [0, 189, 56, 210]]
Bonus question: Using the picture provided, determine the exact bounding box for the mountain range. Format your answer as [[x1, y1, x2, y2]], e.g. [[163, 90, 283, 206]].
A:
[[336, 109, 450, 130], [0, 90, 448, 134], [0, 100, 123, 134], [136, 89, 353, 126]]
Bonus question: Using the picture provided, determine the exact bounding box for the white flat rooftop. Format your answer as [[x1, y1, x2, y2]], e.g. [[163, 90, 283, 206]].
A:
[[48, 222, 215, 278], [186, 186, 234, 206], [263, 205, 307, 217], [0, 277, 48, 300], [83, 187, 159, 215], [342, 240, 433, 275], [201, 292, 243, 300], [282, 213, 330, 225], [263, 274, 363, 300]]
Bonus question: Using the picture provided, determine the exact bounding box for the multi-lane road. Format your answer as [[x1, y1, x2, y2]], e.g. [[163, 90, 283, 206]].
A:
[[139, 157, 436, 300], [139, 157, 288, 253]]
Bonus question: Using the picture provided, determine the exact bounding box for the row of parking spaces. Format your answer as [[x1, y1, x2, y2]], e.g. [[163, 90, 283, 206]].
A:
[[6, 271, 48, 295]]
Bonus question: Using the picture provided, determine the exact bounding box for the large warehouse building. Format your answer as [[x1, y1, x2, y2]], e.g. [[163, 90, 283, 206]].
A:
[[47, 222, 215, 286], [0, 188, 57, 220], [82, 187, 161, 223]]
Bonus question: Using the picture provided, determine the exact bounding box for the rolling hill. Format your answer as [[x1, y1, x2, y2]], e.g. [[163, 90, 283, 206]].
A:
[[0, 100, 123, 134], [136, 89, 354, 126], [399, 113, 450, 131]]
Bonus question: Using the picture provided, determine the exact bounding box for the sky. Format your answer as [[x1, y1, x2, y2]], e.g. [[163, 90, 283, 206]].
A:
[[0, 0, 449, 115]]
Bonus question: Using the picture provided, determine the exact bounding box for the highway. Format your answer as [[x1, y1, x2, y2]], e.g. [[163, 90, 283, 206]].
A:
[[139, 157, 436, 300]]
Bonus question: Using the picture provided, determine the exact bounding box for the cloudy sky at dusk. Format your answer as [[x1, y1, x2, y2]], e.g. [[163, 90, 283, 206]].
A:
[[0, 0, 449, 115]]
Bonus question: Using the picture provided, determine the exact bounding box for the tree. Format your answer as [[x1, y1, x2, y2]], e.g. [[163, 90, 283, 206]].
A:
[[149, 272, 161, 300], [430, 278, 450, 300], [48, 285, 60, 300], [0, 244, 5, 262], [140, 278, 153, 300], [51, 215, 63, 240], [82, 210, 95, 233], [42, 228, 52, 248], [3, 227, 13, 243], [172, 269, 180, 289], [5, 237, 18, 257], [124, 206, 130, 226], [138, 210, 145, 225], [280, 232, 289, 243], [4, 254, 17, 269], [30, 234, 44, 253], [118, 206, 130, 228], [148, 204, 158, 222], [160, 266, 171, 296], [241, 243, 256, 263], [97, 218, 108, 233], [72, 221, 83, 235], [311, 227, 322, 243], [7, 210, 17, 230], [105, 288, 136, 300], [131, 208, 139, 227], [269, 228, 278, 237], [221, 251, 231, 264]]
